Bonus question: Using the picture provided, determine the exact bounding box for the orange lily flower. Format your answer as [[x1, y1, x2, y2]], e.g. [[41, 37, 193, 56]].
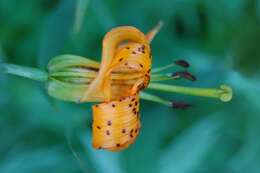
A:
[[1, 23, 233, 152], [44, 23, 232, 152], [82, 24, 161, 151]]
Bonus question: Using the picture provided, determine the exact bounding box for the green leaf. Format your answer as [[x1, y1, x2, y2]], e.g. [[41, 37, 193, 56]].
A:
[[159, 115, 222, 173], [73, 0, 90, 34], [38, 0, 77, 68]]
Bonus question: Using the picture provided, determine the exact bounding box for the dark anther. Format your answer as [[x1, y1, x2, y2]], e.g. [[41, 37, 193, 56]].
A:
[[171, 101, 192, 110], [174, 60, 190, 68], [172, 71, 196, 81]]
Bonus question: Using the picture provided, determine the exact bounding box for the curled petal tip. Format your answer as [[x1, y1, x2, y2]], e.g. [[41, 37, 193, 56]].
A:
[[219, 85, 233, 102]]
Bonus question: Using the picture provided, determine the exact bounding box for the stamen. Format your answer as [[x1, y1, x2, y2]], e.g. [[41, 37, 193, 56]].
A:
[[174, 60, 190, 68], [148, 83, 233, 102], [151, 64, 174, 73], [152, 59, 189, 74], [140, 91, 171, 106], [151, 73, 179, 82], [171, 71, 196, 81], [171, 101, 192, 109]]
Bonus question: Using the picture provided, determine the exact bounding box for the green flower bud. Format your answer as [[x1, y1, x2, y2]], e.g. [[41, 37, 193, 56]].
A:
[[47, 54, 100, 102]]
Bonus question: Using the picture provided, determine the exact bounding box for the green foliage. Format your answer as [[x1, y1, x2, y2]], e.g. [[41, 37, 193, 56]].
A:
[[1, 0, 260, 173]]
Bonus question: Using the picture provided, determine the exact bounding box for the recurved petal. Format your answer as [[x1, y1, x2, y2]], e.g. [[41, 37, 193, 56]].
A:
[[92, 94, 141, 151]]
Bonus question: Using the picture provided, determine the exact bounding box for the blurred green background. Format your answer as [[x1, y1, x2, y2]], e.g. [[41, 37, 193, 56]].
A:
[[1, 0, 260, 173]]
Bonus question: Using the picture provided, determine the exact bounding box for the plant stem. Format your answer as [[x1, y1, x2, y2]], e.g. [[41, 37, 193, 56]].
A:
[[1, 63, 48, 82], [148, 83, 232, 102]]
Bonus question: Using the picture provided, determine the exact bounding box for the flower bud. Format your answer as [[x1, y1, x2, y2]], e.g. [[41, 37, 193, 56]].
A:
[[47, 54, 100, 102]]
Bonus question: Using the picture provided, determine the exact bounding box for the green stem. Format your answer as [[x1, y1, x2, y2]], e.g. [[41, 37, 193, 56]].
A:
[[1, 63, 48, 82], [140, 91, 171, 106], [148, 83, 233, 102]]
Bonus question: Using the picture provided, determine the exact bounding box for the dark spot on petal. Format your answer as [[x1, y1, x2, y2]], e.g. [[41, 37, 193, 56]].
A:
[[97, 126, 101, 129], [135, 129, 138, 133], [131, 98, 135, 102], [106, 130, 110, 135], [130, 134, 134, 138], [107, 120, 112, 126], [122, 129, 126, 133], [116, 143, 120, 147], [129, 104, 132, 107], [126, 46, 130, 49], [135, 101, 138, 106], [139, 64, 143, 68], [98, 146, 102, 149], [112, 104, 115, 108], [132, 51, 136, 54], [119, 58, 123, 61]]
